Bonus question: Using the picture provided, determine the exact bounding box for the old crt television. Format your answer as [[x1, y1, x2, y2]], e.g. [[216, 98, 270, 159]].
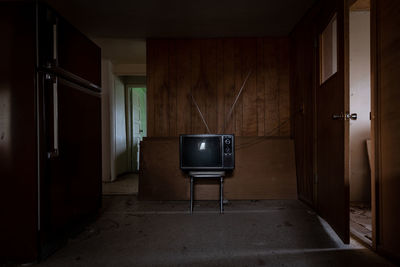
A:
[[180, 134, 235, 171]]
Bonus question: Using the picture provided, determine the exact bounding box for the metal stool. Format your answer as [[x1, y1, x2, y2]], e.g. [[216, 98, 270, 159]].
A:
[[189, 171, 226, 214]]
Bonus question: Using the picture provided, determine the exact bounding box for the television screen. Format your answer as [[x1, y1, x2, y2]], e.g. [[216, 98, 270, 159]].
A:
[[180, 134, 234, 171], [181, 136, 222, 168]]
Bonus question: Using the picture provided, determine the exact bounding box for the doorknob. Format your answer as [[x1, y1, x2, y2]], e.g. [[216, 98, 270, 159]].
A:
[[332, 112, 357, 120], [345, 113, 357, 120]]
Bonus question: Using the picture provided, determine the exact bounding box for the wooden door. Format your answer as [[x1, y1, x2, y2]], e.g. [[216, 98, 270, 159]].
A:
[[372, 0, 400, 260], [316, 0, 350, 244]]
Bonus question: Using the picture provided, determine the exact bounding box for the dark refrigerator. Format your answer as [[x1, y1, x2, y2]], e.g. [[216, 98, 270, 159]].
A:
[[0, 1, 102, 263]]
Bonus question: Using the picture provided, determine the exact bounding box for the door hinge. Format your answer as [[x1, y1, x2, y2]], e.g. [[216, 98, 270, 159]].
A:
[[45, 73, 57, 83]]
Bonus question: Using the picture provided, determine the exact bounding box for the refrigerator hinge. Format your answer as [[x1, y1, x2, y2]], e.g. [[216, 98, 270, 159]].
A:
[[45, 73, 57, 83]]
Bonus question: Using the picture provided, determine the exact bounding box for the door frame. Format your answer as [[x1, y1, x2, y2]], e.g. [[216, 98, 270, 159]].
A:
[[346, 0, 377, 250], [369, 0, 379, 251]]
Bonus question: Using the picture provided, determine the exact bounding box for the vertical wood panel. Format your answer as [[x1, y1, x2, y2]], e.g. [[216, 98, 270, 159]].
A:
[[191, 40, 206, 133], [264, 38, 280, 136], [278, 38, 291, 136], [204, 39, 218, 133], [153, 40, 169, 136], [234, 39, 243, 136], [146, 41, 155, 137], [176, 40, 192, 135], [168, 40, 177, 136], [242, 38, 258, 136], [216, 39, 225, 133], [223, 39, 235, 134], [256, 38, 265, 136]]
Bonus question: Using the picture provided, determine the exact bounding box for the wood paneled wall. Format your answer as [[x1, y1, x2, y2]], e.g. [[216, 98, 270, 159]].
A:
[[146, 38, 290, 137]]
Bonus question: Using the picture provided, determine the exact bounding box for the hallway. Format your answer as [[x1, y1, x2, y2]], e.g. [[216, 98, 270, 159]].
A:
[[36, 197, 393, 267]]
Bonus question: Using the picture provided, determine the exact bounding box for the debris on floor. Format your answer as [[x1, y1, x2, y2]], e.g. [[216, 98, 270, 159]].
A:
[[350, 203, 372, 242]]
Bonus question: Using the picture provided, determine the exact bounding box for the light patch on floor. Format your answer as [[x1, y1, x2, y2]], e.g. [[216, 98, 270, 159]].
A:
[[102, 173, 138, 195]]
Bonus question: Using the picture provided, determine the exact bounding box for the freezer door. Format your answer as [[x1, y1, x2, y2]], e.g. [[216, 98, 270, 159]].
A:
[[37, 3, 101, 87], [57, 18, 101, 86]]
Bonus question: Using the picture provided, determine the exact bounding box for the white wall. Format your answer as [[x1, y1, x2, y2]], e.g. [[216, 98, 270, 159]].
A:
[[101, 59, 131, 181], [349, 11, 371, 202], [101, 59, 114, 182]]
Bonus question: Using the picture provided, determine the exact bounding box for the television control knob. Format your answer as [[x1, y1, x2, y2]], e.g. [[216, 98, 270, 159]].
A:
[[225, 139, 231, 145], [225, 147, 231, 153]]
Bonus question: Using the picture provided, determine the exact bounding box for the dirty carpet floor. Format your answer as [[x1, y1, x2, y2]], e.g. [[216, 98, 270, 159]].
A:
[[35, 196, 393, 267]]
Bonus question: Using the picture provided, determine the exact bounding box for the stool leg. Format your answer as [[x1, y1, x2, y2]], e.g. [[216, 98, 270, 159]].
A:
[[220, 177, 224, 214], [190, 176, 194, 214]]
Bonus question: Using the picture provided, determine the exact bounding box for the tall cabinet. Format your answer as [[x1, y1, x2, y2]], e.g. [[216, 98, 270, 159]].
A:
[[0, 1, 102, 263]]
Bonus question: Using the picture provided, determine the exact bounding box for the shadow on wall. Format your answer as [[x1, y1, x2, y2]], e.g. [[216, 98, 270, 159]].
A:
[[114, 76, 128, 176]]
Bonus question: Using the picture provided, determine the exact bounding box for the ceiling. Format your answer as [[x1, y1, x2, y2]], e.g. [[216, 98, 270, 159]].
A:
[[46, 0, 316, 39]]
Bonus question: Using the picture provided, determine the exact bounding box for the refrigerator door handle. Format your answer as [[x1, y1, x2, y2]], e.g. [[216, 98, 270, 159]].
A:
[[47, 74, 59, 158], [53, 23, 57, 63], [46, 23, 58, 68]]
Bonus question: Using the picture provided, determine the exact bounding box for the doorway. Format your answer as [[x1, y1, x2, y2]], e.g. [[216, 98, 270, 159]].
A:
[[127, 86, 147, 172], [102, 76, 146, 195], [348, 0, 372, 246]]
